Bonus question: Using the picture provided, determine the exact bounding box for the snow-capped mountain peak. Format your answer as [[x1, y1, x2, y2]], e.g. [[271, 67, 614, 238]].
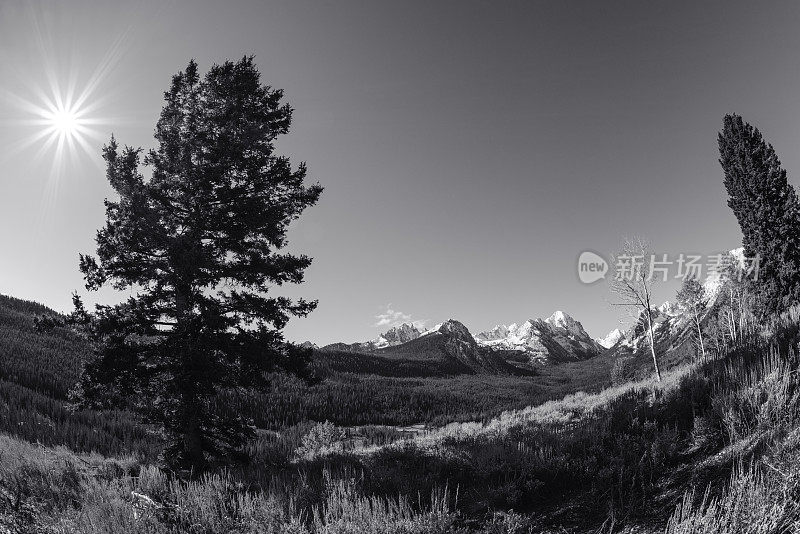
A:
[[703, 247, 746, 302], [544, 310, 589, 338], [352, 322, 425, 350], [545, 310, 571, 327], [474, 311, 601, 364], [596, 328, 624, 349]]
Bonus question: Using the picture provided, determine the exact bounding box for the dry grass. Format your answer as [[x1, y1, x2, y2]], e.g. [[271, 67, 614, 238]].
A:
[[665, 459, 800, 534], [0, 432, 460, 534]]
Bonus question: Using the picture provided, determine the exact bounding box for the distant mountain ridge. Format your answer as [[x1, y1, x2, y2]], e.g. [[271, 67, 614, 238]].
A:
[[383, 323, 423, 345], [319, 323, 426, 353], [317, 310, 605, 372], [316, 318, 532, 375], [379, 319, 524, 374]]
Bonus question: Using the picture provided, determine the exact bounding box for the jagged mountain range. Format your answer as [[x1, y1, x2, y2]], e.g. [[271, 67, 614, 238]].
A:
[[312, 248, 747, 375], [316, 310, 608, 373]]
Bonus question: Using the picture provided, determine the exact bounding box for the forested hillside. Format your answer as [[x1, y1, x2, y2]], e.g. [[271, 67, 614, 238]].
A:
[[0, 295, 156, 457]]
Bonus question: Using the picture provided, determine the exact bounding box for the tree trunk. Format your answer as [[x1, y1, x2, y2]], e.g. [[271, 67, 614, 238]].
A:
[[183, 413, 205, 473], [174, 285, 205, 472], [695, 314, 706, 362], [725, 307, 736, 344], [645, 310, 661, 382]]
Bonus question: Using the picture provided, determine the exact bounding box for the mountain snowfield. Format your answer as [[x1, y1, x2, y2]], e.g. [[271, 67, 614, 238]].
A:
[[702, 247, 745, 304], [607, 247, 747, 354]]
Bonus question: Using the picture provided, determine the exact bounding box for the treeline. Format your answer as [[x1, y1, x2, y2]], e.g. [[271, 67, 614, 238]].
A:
[[0, 295, 157, 458], [224, 372, 559, 429], [666, 115, 800, 363], [0, 295, 87, 398], [312, 349, 474, 377], [0, 379, 158, 458]]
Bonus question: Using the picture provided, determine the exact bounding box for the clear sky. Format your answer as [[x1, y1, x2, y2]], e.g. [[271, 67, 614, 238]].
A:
[[1, 1, 799, 345]]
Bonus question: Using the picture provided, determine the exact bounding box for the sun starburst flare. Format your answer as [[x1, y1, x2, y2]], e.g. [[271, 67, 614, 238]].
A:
[[12, 88, 105, 170], [0, 7, 134, 185]]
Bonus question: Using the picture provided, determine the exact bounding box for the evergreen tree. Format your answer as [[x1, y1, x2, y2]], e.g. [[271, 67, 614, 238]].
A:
[[718, 114, 800, 314], [73, 58, 322, 471]]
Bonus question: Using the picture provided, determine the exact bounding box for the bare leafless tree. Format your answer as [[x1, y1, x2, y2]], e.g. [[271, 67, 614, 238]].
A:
[[676, 276, 707, 361], [610, 237, 662, 382]]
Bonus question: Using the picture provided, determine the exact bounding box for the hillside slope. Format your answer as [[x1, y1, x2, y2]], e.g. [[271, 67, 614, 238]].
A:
[[0, 295, 156, 457]]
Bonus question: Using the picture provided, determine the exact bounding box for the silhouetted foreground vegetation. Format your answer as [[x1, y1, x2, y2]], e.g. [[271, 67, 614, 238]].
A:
[[67, 57, 324, 471]]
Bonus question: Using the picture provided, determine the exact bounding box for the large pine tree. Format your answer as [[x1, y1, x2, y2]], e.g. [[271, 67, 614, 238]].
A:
[[718, 114, 800, 314], [73, 58, 322, 471]]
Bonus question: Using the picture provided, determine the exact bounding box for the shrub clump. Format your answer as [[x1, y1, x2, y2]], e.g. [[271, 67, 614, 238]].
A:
[[295, 421, 347, 460]]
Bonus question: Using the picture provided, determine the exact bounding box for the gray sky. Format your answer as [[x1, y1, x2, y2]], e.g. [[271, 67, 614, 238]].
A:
[[1, 1, 799, 344]]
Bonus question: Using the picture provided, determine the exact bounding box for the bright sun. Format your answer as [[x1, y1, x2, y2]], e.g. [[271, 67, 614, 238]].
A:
[[0, 8, 129, 195], [4, 58, 116, 166], [12, 87, 104, 171], [4, 86, 101, 167], [47, 106, 80, 137]]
